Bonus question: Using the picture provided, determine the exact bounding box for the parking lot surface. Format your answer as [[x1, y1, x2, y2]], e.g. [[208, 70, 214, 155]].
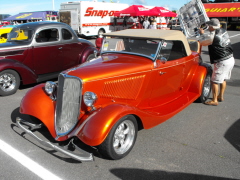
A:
[[0, 31, 240, 180]]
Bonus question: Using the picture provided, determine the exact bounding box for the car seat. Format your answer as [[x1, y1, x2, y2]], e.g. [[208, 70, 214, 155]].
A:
[[36, 31, 48, 42], [49, 31, 58, 41]]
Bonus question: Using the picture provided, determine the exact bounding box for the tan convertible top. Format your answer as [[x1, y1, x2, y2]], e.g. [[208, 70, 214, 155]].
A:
[[104, 29, 192, 56]]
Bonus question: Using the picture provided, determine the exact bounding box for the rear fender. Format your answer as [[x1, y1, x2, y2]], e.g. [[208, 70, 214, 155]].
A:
[[20, 84, 56, 137], [79, 47, 98, 64], [77, 104, 136, 146], [188, 63, 212, 94], [0, 59, 37, 84]]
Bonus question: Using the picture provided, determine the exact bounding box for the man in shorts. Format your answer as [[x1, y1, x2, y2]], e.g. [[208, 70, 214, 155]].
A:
[[199, 18, 235, 106]]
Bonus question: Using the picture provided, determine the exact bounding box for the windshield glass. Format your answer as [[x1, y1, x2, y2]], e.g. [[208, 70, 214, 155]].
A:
[[102, 36, 161, 59], [7, 28, 33, 42]]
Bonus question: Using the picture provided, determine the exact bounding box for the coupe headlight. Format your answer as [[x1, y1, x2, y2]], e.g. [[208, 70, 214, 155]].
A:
[[45, 81, 57, 95], [83, 91, 97, 107]]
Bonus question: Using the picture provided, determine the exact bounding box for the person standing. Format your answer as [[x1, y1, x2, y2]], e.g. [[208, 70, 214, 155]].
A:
[[199, 18, 235, 106], [143, 18, 150, 29], [123, 16, 129, 29], [150, 17, 157, 29]]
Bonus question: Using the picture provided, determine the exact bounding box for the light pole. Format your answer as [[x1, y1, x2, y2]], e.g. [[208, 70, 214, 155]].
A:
[[52, 0, 55, 10]]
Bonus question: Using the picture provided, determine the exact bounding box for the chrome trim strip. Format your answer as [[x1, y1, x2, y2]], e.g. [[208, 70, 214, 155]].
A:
[[101, 51, 155, 61], [16, 117, 94, 162]]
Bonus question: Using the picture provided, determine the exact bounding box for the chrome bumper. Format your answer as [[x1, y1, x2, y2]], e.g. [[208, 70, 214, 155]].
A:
[[16, 117, 94, 162]]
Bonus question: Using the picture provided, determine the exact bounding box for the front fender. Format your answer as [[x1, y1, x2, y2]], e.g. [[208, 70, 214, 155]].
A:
[[20, 84, 57, 137], [0, 59, 37, 84], [77, 104, 135, 146]]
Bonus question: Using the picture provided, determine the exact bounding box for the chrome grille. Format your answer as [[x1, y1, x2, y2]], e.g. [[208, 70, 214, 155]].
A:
[[55, 73, 82, 136]]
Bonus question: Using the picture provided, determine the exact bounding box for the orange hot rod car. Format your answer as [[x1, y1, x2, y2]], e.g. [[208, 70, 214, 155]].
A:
[[17, 29, 212, 162]]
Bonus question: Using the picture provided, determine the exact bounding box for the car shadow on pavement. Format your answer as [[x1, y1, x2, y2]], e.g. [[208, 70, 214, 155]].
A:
[[10, 107, 101, 163], [110, 168, 238, 180], [224, 118, 240, 153]]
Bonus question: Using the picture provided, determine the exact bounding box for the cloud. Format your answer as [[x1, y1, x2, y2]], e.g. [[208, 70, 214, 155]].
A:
[[132, 0, 147, 5]]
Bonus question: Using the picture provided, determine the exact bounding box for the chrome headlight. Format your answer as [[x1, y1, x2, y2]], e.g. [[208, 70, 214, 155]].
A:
[[83, 91, 97, 107], [45, 81, 57, 95]]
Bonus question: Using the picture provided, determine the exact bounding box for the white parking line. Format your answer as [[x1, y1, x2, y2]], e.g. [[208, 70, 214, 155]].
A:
[[230, 34, 240, 38], [0, 139, 62, 180]]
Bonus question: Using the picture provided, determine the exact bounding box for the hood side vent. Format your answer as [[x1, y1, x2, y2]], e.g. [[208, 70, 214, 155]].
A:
[[101, 75, 145, 100]]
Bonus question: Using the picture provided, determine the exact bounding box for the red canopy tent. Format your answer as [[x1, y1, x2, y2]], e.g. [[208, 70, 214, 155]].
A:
[[204, 3, 240, 17], [114, 5, 156, 17], [150, 7, 177, 17]]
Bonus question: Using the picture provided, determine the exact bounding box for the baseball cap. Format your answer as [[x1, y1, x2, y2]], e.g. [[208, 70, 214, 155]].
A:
[[206, 18, 220, 29]]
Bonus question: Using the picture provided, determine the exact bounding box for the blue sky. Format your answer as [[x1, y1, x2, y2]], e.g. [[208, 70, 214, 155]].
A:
[[1, 0, 190, 15]]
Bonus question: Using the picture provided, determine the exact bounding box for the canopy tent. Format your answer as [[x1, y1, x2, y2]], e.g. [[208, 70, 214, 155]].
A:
[[114, 5, 156, 17], [150, 7, 177, 17], [3, 11, 58, 21], [204, 3, 240, 17]]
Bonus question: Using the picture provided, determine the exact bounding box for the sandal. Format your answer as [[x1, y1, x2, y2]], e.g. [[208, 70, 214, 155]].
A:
[[205, 101, 218, 106], [217, 96, 224, 102]]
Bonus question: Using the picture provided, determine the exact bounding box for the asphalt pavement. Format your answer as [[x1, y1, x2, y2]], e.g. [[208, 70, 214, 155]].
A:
[[0, 31, 240, 180]]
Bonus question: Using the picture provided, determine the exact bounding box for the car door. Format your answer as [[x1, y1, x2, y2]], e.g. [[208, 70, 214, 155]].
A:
[[149, 40, 186, 107], [33, 27, 64, 75]]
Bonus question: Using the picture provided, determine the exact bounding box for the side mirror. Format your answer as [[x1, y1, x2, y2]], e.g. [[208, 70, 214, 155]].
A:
[[160, 56, 167, 63], [157, 54, 167, 63]]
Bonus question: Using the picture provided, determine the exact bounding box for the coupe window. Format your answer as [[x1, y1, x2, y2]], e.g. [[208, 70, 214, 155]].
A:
[[62, 29, 72, 40], [102, 36, 161, 59], [8, 28, 33, 42], [36, 28, 59, 43]]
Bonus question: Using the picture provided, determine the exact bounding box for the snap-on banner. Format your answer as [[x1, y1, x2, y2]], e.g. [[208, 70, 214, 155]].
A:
[[204, 3, 240, 17]]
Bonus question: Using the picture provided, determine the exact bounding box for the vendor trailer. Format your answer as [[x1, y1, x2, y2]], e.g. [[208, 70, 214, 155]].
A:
[[59, 1, 129, 37]]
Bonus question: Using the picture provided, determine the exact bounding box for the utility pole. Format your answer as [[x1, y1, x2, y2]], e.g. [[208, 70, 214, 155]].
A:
[[52, 0, 55, 10]]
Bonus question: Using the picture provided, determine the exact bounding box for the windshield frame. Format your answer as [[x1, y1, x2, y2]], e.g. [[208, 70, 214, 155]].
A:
[[100, 36, 162, 61]]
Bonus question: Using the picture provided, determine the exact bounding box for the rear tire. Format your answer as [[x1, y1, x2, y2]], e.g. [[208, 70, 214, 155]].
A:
[[98, 115, 138, 160], [86, 54, 96, 62], [196, 73, 211, 103], [0, 69, 20, 96]]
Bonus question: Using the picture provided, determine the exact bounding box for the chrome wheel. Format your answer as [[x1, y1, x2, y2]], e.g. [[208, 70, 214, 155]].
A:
[[0, 73, 17, 92], [113, 120, 135, 155], [98, 115, 138, 160], [203, 75, 211, 98], [0, 70, 20, 96], [196, 73, 211, 103]]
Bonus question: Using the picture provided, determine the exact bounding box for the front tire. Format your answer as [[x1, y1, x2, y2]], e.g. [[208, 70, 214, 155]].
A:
[[0, 69, 20, 96], [98, 115, 138, 160], [197, 73, 211, 103]]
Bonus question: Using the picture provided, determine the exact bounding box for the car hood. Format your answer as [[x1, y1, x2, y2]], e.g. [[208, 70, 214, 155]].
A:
[[65, 53, 154, 82]]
